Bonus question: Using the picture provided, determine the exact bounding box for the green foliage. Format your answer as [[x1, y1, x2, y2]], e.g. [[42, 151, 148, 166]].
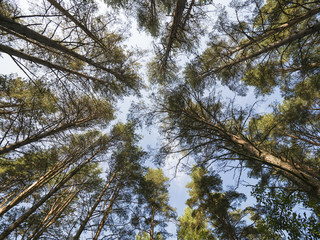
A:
[[135, 231, 163, 240], [184, 167, 283, 239], [0, 148, 59, 192], [134, 168, 176, 240], [1, 0, 320, 239], [252, 185, 320, 239], [177, 207, 216, 240]]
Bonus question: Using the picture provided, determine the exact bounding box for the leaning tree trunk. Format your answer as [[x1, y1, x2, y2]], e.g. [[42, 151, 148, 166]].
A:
[[29, 185, 82, 240], [198, 114, 320, 200], [161, 0, 187, 70], [0, 44, 106, 84], [92, 182, 121, 240], [0, 145, 87, 217], [72, 171, 118, 240], [0, 145, 104, 240]]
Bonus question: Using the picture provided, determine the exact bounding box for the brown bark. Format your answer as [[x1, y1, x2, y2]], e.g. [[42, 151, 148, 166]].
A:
[[227, 6, 320, 58], [177, 105, 320, 200], [211, 122, 320, 199], [149, 206, 156, 240], [161, 0, 187, 70], [92, 183, 120, 240], [46, 0, 112, 56], [29, 186, 82, 240], [72, 171, 118, 240], [0, 145, 85, 217], [0, 145, 105, 240]]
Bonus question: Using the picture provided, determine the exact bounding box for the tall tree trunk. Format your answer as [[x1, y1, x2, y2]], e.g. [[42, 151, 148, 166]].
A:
[[227, 6, 320, 57], [0, 145, 104, 240], [92, 183, 120, 240], [178, 105, 320, 200], [72, 171, 117, 240], [202, 117, 320, 199], [46, 0, 110, 55], [161, 0, 187, 70], [149, 206, 156, 240], [227, 132, 320, 199], [29, 185, 82, 240], [0, 147, 85, 217]]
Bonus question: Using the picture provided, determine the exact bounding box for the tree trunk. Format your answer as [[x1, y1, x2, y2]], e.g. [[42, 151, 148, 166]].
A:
[[46, 0, 110, 55], [180, 106, 320, 200], [29, 186, 82, 240], [0, 148, 84, 217], [0, 43, 107, 84], [92, 183, 120, 240], [226, 6, 320, 58], [72, 171, 117, 240], [149, 206, 156, 240], [161, 0, 187, 70], [0, 145, 104, 240], [204, 120, 320, 200]]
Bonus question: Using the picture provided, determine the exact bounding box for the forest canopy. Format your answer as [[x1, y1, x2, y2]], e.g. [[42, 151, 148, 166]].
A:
[[0, 0, 319, 239]]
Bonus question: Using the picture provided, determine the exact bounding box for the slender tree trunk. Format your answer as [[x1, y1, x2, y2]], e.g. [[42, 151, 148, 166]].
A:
[[161, 0, 187, 70], [206, 121, 320, 199], [0, 147, 84, 217], [92, 183, 120, 240], [26, 186, 72, 240], [46, 0, 109, 54], [180, 0, 195, 31], [0, 145, 104, 240], [228, 6, 320, 57], [181, 107, 320, 200], [29, 185, 82, 240], [149, 206, 156, 240], [72, 171, 118, 240]]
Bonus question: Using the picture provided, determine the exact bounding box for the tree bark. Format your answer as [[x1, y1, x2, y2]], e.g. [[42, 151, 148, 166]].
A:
[[0, 13, 123, 81], [205, 118, 320, 200], [149, 206, 156, 240], [161, 0, 187, 70], [46, 0, 110, 55], [72, 171, 118, 240], [0, 145, 86, 217], [0, 43, 108, 84], [29, 186, 82, 240], [0, 145, 105, 240], [175, 104, 320, 200], [226, 6, 320, 58], [92, 183, 120, 240]]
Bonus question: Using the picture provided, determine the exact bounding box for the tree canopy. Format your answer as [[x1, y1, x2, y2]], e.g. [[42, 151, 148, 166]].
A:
[[0, 0, 319, 239]]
